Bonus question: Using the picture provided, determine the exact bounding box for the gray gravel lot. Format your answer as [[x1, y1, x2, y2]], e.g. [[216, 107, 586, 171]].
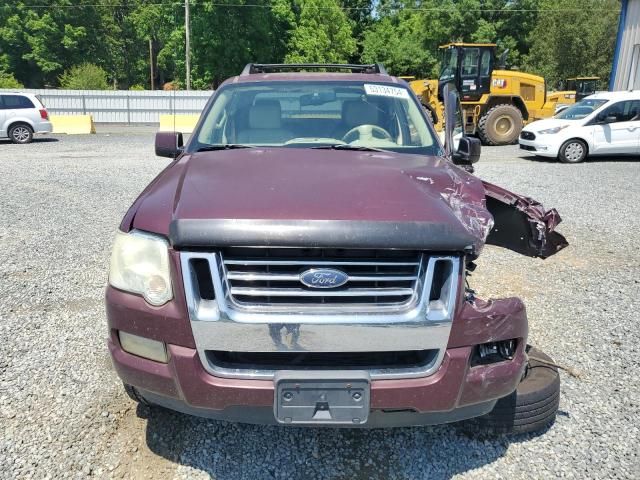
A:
[[1, 132, 639, 479]]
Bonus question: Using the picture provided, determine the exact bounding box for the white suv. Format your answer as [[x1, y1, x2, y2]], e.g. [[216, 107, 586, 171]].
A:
[[0, 92, 53, 144], [519, 91, 640, 163]]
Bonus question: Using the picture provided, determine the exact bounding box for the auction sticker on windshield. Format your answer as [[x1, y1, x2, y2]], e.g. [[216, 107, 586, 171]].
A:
[[364, 84, 410, 99]]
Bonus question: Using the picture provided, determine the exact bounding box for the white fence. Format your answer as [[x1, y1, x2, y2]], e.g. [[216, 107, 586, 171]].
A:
[[0, 89, 214, 123]]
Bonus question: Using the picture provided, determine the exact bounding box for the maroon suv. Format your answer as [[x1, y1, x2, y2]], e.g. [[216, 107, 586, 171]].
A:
[[107, 64, 567, 432]]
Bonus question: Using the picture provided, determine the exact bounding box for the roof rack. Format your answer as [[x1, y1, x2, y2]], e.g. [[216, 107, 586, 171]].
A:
[[241, 63, 388, 75]]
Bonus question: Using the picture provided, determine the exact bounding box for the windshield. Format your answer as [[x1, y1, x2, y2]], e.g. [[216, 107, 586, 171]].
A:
[[192, 81, 439, 155], [439, 48, 458, 83], [556, 98, 609, 120], [576, 79, 597, 95]]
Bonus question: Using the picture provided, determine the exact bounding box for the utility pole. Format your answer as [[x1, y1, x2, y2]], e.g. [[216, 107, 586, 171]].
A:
[[149, 39, 154, 90], [185, 0, 191, 90]]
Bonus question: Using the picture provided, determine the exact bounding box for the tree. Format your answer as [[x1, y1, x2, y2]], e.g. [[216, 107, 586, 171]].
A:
[[0, 70, 23, 88], [129, 1, 184, 89], [361, 12, 437, 77], [339, 0, 373, 60], [524, 0, 619, 88], [187, 0, 292, 88], [59, 63, 109, 89], [285, 0, 356, 63], [0, 1, 128, 87], [0, 0, 623, 90]]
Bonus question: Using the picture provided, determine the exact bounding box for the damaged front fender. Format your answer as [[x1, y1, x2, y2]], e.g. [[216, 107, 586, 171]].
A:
[[483, 181, 568, 259]]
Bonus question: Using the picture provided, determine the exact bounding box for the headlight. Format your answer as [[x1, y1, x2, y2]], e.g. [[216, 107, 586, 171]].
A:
[[108, 230, 173, 306], [538, 125, 569, 134]]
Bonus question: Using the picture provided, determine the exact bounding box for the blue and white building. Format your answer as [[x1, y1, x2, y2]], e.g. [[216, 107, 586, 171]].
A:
[[611, 0, 640, 90]]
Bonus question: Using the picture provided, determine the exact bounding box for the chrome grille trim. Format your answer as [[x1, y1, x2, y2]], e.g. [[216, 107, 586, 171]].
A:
[[229, 287, 416, 297], [226, 272, 419, 282], [220, 249, 425, 310], [224, 259, 421, 266], [180, 249, 461, 380]]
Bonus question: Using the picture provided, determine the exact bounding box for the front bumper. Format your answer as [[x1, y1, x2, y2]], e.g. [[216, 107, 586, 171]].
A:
[[107, 282, 529, 427], [109, 334, 527, 427], [519, 136, 561, 158]]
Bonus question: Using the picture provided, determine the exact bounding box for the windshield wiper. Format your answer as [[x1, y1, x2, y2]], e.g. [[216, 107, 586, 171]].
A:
[[311, 144, 384, 152], [195, 144, 255, 152]]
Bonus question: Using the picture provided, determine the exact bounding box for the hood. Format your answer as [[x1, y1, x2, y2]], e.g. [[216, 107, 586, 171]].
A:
[[524, 118, 574, 132], [128, 148, 494, 253]]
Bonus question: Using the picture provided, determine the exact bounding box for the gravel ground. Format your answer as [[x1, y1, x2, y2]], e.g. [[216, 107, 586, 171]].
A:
[[0, 131, 638, 479]]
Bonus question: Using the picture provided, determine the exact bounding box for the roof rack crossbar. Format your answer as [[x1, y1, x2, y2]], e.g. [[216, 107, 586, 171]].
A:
[[241, 63, 388, 75]]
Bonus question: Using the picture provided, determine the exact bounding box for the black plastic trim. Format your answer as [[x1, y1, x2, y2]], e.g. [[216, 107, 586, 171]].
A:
[[169, 219, 477, 251]]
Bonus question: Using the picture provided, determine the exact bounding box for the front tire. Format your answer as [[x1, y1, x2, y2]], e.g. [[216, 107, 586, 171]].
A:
[[477, 104, 524, 146], [558, 139, 588, 163], [123, 383, 152, 406], [9, 123, 34, 144], [462, 345, 560, 435]]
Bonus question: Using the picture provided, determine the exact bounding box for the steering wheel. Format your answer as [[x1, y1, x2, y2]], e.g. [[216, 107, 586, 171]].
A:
[[342, 124, 393, 143]]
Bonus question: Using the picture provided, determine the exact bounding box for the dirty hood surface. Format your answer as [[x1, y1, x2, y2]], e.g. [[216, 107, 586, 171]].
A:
[[127, 148, 567, 258]]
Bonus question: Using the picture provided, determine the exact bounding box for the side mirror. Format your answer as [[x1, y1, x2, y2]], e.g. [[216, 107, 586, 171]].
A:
[[443, 83, 457, 155], [155, 131, 184, 158], [452, 136, 481, 165], [601, 115, 618, 124], [443, 82, 481, 172]]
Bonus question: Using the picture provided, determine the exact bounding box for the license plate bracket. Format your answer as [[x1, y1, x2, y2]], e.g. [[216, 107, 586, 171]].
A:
[[274, 371, 370, 425]]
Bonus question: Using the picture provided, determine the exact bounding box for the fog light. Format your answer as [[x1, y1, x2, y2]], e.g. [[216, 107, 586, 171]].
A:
[[472, 339, 517, 366], [119, 331, 168, 363]]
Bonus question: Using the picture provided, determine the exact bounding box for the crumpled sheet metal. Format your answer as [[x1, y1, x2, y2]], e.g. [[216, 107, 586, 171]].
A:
[[448, 297, 528, 349], [439, 165, 495, 242], [408, 162, 495, 255], [482, 180, 569, 259], [410, 163, 567, 259]]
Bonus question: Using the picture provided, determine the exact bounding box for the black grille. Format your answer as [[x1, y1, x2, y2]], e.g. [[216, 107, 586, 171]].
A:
[[520, 131, 536, 140], [206, 349, 438, 371]]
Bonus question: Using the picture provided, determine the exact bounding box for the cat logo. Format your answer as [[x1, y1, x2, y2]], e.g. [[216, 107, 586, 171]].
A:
[[492, 78, 507, 88]]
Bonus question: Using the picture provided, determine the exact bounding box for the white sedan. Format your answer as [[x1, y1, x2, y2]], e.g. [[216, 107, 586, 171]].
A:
[[519, 91, 640, 163]]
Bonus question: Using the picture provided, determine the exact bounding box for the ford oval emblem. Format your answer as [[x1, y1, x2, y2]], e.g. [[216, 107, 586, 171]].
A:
[[299, 268, 349, 289]]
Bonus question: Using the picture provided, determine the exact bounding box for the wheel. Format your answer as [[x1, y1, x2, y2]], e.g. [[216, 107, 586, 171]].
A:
[[558, 139, 587, 163], [9, 123, 34, 144], [123, 383, 151, 406], [461, 345, 560, 435], [477, 104, 523, 146]]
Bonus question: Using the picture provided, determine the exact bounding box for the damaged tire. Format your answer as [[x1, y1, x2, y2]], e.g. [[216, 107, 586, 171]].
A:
[[462, 345, 560, 435]]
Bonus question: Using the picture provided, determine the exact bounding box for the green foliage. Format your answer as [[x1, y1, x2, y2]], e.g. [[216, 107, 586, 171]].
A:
[[361, 11, 437, 77], [0, 0, 622, 89], [285, 0, 356, 63], [129, 84, 146, 90], [524, 0, 619, 88], [0, 70, 23, 88], [189, 0, 284, 87], [59, 63, 110, 90]]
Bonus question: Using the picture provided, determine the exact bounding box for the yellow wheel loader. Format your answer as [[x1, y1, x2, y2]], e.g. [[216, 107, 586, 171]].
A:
[[547, 77, 600, 114], [409, 43, 577, 146]]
